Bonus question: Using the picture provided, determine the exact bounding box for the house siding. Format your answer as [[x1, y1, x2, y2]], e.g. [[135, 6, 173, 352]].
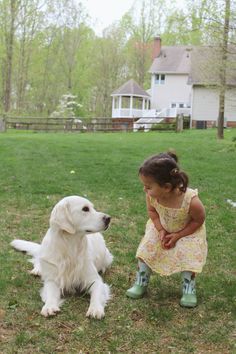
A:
[[191, 87, 236, 125], [151, 74, 191, 110], [225, 89, 236, 121]]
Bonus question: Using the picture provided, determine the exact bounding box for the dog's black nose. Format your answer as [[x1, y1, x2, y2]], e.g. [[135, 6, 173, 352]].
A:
[[103, 215, 111, 227]]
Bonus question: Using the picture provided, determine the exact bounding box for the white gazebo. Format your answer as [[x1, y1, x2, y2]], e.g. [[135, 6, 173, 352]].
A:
[[111, 79, 151, 119]]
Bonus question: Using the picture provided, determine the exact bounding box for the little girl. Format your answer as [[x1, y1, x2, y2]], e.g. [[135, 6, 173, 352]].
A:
[[126, 151, 207, 307]]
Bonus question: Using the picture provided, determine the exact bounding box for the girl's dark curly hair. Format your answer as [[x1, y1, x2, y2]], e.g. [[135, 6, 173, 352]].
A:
[[139, 151, 189, 192]]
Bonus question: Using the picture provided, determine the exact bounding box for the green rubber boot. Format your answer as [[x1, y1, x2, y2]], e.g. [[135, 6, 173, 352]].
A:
[[126, 261, 150, 299], [180, 271, 197, 308]]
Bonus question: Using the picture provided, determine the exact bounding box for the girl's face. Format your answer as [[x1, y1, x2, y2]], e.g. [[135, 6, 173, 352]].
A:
[[139, 174, 169, 199]]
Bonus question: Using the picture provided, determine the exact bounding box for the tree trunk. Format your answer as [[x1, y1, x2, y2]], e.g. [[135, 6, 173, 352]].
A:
[[217, 0, 230, 139], [4, 0, 17, 113]]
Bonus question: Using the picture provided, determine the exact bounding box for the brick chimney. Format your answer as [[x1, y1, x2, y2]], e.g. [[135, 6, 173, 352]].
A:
[[152, 36, 161, 60]]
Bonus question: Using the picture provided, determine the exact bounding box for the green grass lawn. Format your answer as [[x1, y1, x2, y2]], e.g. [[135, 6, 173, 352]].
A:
[[0, 129, 235, 353]]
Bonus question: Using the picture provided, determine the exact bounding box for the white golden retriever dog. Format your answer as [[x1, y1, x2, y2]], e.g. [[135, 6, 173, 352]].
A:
[[11, 196, 113, 319]]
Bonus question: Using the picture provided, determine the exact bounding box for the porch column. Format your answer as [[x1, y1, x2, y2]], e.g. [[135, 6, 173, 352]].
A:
[[142, 98, 145, 110], [112, 97, 115, 117], [130, 96, 133, 117], [119, 96, 122, 118]]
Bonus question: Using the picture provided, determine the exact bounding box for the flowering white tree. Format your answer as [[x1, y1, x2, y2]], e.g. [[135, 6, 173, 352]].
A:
[[50, 93, 82, 119]]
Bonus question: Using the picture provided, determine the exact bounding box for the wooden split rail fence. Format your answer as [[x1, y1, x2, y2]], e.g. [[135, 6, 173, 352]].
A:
[[0, 116, 189, 133]]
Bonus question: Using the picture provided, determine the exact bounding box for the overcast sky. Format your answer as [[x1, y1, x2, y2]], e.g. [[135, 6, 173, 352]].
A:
[[81, 0, 186, 36], [81, 0, 137, 35]]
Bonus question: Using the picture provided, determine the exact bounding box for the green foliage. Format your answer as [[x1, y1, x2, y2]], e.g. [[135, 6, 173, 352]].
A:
[[0, 0, 235, 119], [50, 93, 82, 118], [0, 129, 235, 353], [150, 122, 176, 130]]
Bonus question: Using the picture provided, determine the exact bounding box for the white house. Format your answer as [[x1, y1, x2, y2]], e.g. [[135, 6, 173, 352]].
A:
[[149, 41, 192, 117], [111, 37, 236, 129], [188, 45, 236, 127]]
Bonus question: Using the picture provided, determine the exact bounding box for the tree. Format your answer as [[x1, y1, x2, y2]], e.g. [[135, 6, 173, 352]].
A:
[[166, 0, 235, 139], [55, 1, 88, 92], [200, 0, 235, 139], [14, 0, 43, 112], [0, 0, 59, 114], [88, 25, 127, 117], [0, 0, 20, 112], [217, 0, 231, 139], [121, 0, 167, 88], [50, 92, 82, 118], [163, 0, 215, 45]]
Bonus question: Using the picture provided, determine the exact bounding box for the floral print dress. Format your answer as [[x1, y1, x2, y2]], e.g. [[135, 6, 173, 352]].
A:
[[136, 188, 207, 276]]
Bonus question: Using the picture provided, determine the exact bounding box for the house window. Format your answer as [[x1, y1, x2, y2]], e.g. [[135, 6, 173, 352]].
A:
[[171, 102, 186, 108], [155, 74, 165, 85]]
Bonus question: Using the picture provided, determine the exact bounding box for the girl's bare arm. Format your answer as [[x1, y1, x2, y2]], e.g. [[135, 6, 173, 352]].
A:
[[176, 196, 205, 239], [146, 194, 164, 232], [164, 196, 205, 248]]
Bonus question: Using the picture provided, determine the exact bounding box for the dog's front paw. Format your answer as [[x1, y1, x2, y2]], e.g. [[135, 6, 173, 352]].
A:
[[30, 268, 41, 276], [41, 305, 60, 317], [86, 304, 105, 319]]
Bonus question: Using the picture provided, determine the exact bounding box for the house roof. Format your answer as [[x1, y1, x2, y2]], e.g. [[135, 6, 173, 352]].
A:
[[149, 44, 236, 86], [188, 46, 236, 86], [149, 46, 192, 74], [111, 79, 150, 98]]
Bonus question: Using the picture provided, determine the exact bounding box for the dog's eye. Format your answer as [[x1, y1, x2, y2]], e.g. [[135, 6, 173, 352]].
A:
[[82, 206, 90, 212]]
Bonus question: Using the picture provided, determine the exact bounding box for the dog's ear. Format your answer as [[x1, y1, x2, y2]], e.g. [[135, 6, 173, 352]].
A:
[[50, 201, 75, 234]]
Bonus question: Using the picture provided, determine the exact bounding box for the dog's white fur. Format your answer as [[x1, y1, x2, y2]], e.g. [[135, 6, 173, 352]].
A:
[[11, 196, 113, 319]]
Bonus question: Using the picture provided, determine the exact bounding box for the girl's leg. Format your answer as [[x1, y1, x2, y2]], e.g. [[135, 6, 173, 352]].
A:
[[180, 271, 197, 308], [126, 259, 151, 299]]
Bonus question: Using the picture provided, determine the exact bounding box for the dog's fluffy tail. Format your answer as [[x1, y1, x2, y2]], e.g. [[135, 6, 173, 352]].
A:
[[11, 239, 40, 257]]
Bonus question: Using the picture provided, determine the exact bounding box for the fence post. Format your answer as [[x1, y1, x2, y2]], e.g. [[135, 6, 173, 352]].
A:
[[0, 116, 6, 132], [176, 114, 183, 132]]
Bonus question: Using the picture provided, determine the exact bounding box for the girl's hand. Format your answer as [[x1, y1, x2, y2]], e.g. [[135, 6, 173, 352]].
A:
[[159, 228, 167, 242], [163, 233, 180, 249], [158, 229, 169, 249]]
